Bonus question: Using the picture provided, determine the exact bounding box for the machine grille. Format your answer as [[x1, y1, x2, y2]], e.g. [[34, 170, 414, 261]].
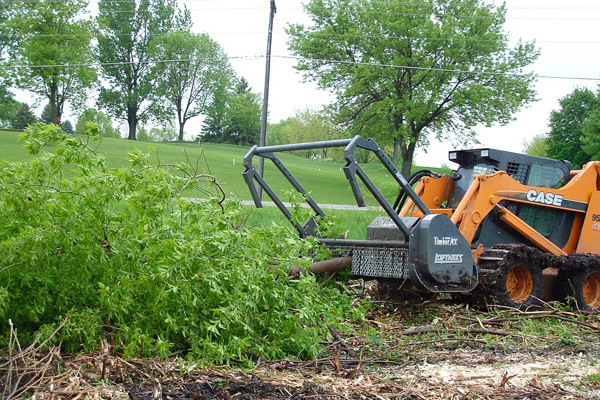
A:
[[506, 161, 529, 184], [351, 247, 410, 279]]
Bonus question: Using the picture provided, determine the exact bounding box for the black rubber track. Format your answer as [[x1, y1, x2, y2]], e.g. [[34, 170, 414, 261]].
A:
[[473, 244, 546, 310], [555, 265, 600, 311]]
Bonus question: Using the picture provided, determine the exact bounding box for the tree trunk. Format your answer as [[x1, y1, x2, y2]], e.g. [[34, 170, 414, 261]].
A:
[[401, 156, 413, 178], [399, 134, 418, 177], [177, 98, 184, 141], [287, 256, 352, 279], [393, 138, 400, 167], [50, 80, 59, 124], [127, 107, 137, 140], [178, 123, 185, 142]]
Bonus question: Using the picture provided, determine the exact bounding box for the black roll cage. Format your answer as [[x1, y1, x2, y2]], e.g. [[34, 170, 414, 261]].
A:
[[242, 135, 431, 241]]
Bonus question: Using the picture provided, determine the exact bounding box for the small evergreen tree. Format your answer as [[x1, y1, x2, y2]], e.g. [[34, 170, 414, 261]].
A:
[[12, 103, 37, 129], [40, 103, 52, 124], [61, 120, 74, 134], [222, 78, 261, 146]]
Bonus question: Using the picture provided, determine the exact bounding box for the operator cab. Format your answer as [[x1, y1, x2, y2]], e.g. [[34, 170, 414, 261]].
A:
[[446, 148, 574, 249], [447, 148, 572, 208]]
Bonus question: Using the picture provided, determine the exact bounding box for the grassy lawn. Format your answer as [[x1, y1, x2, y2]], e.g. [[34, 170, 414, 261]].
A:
[[0, 130, 450, 239], [0, 129, 452, 238], [241, 205, 387, 240], [1, 130, 450, 206]]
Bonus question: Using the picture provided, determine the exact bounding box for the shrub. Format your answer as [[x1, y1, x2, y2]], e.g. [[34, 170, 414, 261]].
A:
[[0, 123, 363, 364]]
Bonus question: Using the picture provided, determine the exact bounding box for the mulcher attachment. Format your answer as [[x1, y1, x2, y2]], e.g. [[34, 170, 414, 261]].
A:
[[408, 214, 478, 292], [243, 135, 478, 294]]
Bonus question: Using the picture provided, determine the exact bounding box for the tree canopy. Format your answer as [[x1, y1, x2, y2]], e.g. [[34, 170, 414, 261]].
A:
[[546, 87, 597, 168], [12, 103, 37, 129], [150, 31, 234, 141], [8, 0, 97, 124], [97, 0, 190, 140], [223, 78, 262, 146], [0, 86, 19, 128], [76, 108, 120, 137], [201, 78, 262, 146], [523, 134, 548, 158], [269, 108, 339, 159], [581, 90, 600, 161], [287, 0, 539, 176], [0, 1, 18, 82]]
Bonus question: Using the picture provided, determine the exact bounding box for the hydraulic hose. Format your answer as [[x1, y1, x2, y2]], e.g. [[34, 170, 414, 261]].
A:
[[393, 169, 440, 213]]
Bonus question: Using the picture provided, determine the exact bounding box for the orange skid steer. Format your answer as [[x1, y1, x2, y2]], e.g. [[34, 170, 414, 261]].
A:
[[243, 136, 600, 310]]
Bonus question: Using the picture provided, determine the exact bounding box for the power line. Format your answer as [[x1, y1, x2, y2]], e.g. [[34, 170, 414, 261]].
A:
[[86, 0, 600, 11], [2, 54, 599, 82], [80, 1, 600, 21], [6, 30, 600, 46], [275, 55, 600, 82], [91, 6, 600, 21], [0, 55, 261, 69]]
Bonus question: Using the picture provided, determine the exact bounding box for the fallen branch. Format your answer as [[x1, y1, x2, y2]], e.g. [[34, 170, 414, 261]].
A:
[[400, 325, 521, 338], [288, 256, 352, 279], [402, 337, 487, 347], [321, 314, 358, 359]]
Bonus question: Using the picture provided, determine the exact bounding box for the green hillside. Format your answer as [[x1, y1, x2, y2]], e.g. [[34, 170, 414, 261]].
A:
[[0, 129, 448, 205]]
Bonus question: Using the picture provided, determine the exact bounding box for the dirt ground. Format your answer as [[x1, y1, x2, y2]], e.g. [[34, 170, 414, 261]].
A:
[[3, 296, 600, 400]]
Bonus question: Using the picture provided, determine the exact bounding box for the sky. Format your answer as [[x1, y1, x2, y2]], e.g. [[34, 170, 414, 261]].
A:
[[177, 0, 600, 167]]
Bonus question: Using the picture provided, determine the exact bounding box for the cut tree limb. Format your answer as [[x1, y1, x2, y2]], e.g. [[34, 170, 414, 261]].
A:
[[321, 314, 358, 359], [288, 256, 352, 279]]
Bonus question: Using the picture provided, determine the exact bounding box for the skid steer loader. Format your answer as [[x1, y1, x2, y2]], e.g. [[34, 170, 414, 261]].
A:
[[242, 136, 600, 310]]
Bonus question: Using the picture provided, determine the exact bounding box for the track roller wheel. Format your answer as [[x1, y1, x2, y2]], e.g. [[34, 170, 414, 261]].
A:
[[475, 248, 544, 310], [505, 264, 535, 304], [556, 267, 600, 311]]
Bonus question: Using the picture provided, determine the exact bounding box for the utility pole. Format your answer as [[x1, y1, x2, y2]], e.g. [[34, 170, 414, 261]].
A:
[[258, 0, 276, 200]]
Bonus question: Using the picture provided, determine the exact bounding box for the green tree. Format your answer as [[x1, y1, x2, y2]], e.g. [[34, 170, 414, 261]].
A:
[[201, 90, 230, 142], [222, 78, 262, 146], [581, 96, 600, 161], [0, 124, 362, 363], [150, 31, 234, 141], [0, 1, 18, 58], [135, 124, 176, 142], [136, 125, 150, 141], [287, 0, 538, 176], [0, 1, 18, 89], [76, 108, 120, 137], [286, 108, 337, 159], [61, 120, 74, 134], [546, 88, 597, 168], [40, 103, 52, 124], [523, 134, 548, 158], [152, 125, 177, 141], [97, 0, 191, 140], [8, 0, 96, 124], [12, 103, 37, 129], [0, 86, 19, 127], [267, 118, 292, 145], [0, 3, 19, 128]]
